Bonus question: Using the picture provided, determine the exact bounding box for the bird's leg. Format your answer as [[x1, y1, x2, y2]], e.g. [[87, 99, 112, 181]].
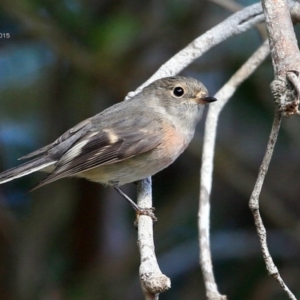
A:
[[113, 186, 140, 211], [113, 186, 157, 222]]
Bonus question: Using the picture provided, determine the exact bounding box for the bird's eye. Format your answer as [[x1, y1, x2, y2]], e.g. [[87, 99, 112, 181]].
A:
[[172, 86, 185, 98]]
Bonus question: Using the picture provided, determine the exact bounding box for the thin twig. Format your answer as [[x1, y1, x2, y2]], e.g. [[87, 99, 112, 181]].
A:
[[248, 110, 297, 300], [136, 178, 171, 300], [199, 40, 270, 300]]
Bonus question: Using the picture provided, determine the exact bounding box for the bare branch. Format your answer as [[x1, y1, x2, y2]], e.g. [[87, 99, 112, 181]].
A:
[[199, 40, 270, 300], [136, 178, 171, 300], [248, 110, 297, 300], [263, 0, 300, 76], [262, 0, 300, 115]]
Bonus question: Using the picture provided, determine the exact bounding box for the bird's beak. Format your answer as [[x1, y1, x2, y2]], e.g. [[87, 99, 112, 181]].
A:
[[196, 95, 217, 105], [202, 96, 217, 103]]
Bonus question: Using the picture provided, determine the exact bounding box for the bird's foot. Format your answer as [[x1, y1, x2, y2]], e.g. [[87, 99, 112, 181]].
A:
[[136, 206, 157, 222]]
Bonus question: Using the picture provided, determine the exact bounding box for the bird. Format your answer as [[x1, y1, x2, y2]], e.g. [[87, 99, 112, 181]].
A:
[[0, 76, 216, 212]]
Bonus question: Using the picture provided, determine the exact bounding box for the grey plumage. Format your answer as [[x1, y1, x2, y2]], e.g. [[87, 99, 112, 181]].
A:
[[0, 76, 216, 189]]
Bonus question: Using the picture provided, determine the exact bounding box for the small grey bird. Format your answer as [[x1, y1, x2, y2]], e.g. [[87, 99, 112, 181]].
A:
[[0, 76, 216, 210]]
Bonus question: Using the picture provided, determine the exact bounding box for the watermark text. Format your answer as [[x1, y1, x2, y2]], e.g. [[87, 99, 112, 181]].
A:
[[0, 33, 10, 38]]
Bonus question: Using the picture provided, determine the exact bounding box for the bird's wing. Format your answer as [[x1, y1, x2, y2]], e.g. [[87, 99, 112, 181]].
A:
[[32, 116, 163, 189]]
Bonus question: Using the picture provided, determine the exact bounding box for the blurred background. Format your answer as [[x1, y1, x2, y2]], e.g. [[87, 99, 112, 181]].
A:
[[0, 0, 300, 299]]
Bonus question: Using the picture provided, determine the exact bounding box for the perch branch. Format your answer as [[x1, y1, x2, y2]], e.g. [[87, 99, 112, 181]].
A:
[[136, 178, 171, 300], [199, 40, 270, 300]]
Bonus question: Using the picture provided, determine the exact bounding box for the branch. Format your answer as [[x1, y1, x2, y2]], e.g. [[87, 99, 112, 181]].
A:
[[262, 0, 300, 116], [136, 178, 171, 300], [199, 40, 270, 300], [263, 0, 300, 75], [248, 111, 297, 300]]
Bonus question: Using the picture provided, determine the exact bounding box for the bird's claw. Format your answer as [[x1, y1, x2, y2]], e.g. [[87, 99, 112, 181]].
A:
[[134, 207, 157, 227]]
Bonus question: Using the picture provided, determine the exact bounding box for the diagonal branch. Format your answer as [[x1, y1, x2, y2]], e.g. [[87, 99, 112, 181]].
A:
[[199, 40, 270, 300]]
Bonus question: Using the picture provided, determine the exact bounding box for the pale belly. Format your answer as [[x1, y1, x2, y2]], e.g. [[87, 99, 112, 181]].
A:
[[78, 144, 186, 186]]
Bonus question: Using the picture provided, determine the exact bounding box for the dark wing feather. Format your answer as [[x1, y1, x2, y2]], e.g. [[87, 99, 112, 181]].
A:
[[32, 119, 162, 189]]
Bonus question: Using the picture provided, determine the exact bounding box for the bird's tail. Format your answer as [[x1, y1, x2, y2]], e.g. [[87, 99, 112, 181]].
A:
[[0, 156, 55, 184]]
